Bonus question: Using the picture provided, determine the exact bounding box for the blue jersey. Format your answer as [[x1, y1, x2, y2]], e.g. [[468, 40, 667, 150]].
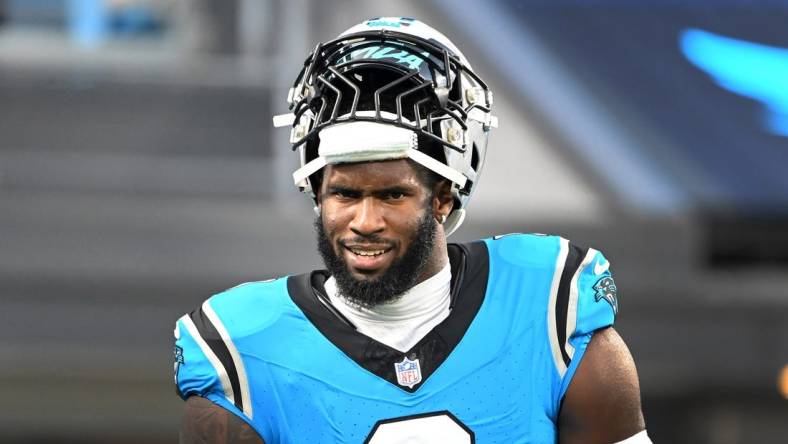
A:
[[174, 234, 618, 443]]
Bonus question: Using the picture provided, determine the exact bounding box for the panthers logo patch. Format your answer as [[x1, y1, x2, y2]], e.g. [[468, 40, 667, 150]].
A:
[[174, 345, 184, 382], [593, 276, 619, 314]]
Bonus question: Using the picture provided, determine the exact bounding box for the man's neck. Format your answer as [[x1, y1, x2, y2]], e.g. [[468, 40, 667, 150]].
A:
[[324, 262, 453, 351], [412, 234, 449, 286]]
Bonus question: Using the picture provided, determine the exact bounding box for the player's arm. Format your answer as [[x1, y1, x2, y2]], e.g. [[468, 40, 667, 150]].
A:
[[557, 327, 647, 444], [180, 396, 265, 444]]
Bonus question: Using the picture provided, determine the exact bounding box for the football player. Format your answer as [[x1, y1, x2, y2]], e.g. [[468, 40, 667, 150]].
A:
[[174, 17, 650, 443]]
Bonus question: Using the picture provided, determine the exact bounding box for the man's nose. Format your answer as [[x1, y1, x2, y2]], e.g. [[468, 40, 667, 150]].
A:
[[349, 197, 385, 235]]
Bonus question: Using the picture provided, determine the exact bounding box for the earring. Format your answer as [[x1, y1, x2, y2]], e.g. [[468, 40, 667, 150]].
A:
[[439, 214, 447, 224]]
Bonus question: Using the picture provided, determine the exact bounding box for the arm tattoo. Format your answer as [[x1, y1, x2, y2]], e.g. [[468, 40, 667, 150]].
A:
[[180, 396, 264, 444]]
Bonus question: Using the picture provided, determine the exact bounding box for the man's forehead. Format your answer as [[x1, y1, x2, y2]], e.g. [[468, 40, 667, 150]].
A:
[[323, 159, 421, 185]]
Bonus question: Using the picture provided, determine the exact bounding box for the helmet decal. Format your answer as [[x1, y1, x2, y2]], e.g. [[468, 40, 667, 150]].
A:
[[364, 17, 415, 28], [337, 45, 429, 71]]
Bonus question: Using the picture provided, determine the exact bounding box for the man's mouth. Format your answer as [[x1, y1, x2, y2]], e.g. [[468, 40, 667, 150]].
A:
[[347, 247, 389, 257], [341, 243, 395, 273]]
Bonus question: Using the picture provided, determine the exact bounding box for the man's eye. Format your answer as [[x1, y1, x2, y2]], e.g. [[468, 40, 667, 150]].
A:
[[386, 191, 405, 200], [332, 190, 355, 198]]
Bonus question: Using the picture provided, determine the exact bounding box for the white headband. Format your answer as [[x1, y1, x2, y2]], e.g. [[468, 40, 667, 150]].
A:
[[290, 114, 468, 188]]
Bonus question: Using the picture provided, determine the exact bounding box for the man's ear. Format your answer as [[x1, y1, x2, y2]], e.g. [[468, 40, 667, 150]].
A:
[[433, 180, 454, 217], [312, 169, 326, 204]]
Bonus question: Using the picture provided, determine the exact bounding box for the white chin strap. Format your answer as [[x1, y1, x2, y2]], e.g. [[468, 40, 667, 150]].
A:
[[290, 119, 469, 236]]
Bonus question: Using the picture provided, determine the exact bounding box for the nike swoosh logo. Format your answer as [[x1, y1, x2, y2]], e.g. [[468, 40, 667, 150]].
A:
[[594, 259, 610, 275]]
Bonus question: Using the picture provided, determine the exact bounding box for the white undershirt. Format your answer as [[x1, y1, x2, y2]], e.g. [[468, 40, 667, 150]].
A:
[[324, 263, 452, 353]]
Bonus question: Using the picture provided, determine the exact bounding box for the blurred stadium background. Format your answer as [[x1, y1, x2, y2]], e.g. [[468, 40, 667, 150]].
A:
[[1, 0, 786, 442]]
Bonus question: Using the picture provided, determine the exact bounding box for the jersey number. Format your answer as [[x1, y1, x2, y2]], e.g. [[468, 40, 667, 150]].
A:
[[364, 411, 474, 443]]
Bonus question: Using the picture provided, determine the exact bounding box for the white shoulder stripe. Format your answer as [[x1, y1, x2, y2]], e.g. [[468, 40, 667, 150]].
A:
[[547, 238, 570, 377], [614, 430, 652, 444], [202, 301, 254, 420], [564, 248, 598, 361], [179, 314, 235, 405]]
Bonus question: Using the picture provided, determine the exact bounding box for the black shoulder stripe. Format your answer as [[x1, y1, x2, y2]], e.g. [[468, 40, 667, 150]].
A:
[[555, 242, 588, 366], [188, 308, 244, 412]]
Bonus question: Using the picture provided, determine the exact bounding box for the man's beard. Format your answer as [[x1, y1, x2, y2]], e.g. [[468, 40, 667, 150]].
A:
[[315, 212, 437, 309]]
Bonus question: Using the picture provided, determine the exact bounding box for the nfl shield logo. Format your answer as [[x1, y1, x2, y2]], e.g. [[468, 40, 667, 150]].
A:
[[394, 356, 422, 388]]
